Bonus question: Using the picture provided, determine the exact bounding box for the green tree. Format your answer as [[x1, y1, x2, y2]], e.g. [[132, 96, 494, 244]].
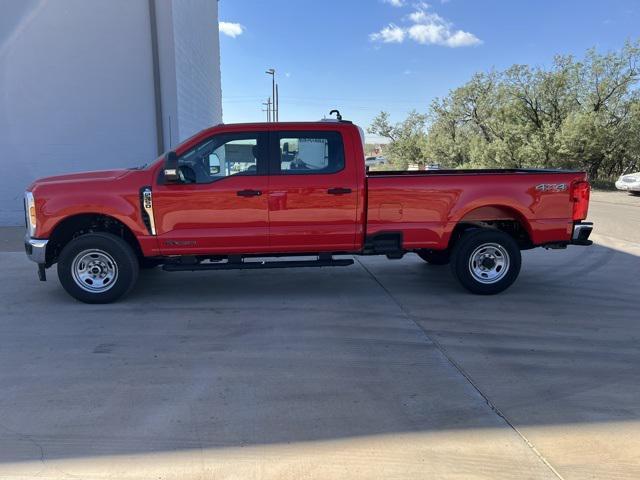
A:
[[373, 40, 640, 181], [368, 111, 429, 169]]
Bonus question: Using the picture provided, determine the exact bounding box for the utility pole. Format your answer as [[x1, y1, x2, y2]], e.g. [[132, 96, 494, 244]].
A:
[[266, 68, 277, 122], [262, 98, 272, 122]]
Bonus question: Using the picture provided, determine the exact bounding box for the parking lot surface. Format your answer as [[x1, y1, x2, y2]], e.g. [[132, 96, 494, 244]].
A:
[[0, 191, 638, 479]]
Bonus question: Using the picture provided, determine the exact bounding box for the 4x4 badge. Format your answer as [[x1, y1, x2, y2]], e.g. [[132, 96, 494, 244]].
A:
[[536, 183, 567, 192]]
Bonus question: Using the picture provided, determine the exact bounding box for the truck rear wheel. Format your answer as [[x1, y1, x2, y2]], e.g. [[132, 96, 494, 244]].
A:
[[450, 229, 521, 295], [57, 232, 139, 303], [417, 249, 450, 265]]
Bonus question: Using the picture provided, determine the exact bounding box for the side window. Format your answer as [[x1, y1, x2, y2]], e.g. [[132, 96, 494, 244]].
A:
[[276, 131, 344, 175], [177, 133, 265, 184]]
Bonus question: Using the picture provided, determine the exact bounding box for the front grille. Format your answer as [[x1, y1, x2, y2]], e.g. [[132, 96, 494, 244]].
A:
[[624, 177, 638, 183]]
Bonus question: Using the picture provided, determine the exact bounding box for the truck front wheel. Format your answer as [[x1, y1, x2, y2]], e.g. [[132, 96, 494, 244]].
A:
[[57, 233, 139, 303], [450, 229, 521, 295]]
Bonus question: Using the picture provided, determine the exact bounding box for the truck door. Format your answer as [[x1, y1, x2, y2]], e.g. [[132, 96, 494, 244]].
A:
[[153, 131, 269, 255], [267, 130, 359, 252]]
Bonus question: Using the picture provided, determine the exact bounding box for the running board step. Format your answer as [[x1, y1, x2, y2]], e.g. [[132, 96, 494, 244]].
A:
[[163, 257, 354, 272]]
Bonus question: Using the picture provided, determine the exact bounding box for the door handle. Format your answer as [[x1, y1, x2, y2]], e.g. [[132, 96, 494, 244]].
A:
[[237, 189, 262, 197], [327, 187, 352, 195]]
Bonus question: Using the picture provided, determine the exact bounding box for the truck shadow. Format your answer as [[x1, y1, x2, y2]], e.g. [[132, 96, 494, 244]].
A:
[[0, 242, 639, 467]]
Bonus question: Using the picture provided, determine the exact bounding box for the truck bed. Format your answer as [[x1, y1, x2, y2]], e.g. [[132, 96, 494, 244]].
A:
[[367, 168, 582, 177], [365, 169, 588, 250]]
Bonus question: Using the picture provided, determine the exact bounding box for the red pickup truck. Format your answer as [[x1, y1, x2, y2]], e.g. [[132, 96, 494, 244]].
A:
[[24, 117, 593, 303]]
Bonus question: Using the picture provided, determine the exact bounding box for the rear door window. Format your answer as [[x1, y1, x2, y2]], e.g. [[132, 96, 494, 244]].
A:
[[272, 131, 345, 175]]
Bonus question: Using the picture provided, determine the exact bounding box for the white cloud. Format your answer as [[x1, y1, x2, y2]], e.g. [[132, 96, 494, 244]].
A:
[[383, 0, 405, 6], [219, 21, 244, 38], [408, 23, 447, 44], [444, 30, 481, 47], [370, 4, 481, 48], [369, 24, 405, 43], [408, 10, 429, 23]]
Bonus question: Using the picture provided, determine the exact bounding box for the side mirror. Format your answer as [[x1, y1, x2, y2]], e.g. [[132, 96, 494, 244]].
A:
[[163, 151, 179, 182], [209, 153, 221, 175]]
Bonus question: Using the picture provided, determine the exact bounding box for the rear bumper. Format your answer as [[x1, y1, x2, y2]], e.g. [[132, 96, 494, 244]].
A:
[[571, 222, 593, 246], [24, 235, 48, 264]]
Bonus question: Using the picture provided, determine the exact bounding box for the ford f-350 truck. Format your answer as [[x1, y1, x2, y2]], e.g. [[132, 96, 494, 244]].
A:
[[24, 116, 593, 303]]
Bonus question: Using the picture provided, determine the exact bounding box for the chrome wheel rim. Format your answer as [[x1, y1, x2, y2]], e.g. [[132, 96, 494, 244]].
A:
[[468, 243, 510, 284], [71, 249, 118, 293]]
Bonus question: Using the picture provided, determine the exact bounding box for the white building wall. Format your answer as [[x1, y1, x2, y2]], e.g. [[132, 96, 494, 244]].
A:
[[173, 0, 223, 141], [156, 0, 222, 148], [0, 0, 222, 225]]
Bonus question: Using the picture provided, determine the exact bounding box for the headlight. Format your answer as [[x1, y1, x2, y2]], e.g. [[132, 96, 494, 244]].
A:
[[24, 192, 37, 237]]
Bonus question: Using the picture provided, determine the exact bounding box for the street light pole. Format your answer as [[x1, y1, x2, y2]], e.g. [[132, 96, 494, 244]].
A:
[[275, 83, 279, 122], [266, 68, 276, 122]]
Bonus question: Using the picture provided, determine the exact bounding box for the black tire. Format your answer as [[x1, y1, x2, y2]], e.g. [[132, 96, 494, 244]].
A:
[[450, 229, 521, 295], [417, 249, 450, 265], [57, 233, 139, 303]]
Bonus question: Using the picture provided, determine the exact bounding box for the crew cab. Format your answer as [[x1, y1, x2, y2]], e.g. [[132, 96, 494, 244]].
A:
[[24, 116, 593, 303]]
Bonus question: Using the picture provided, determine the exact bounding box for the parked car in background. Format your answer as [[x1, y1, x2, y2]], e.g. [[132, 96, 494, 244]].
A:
[[365, 156, 386, 167], [615, 172, 640, 195], [408, 163, 440, 171]]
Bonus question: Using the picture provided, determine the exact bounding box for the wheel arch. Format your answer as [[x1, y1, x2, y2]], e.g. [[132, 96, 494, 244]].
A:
[[45, 213, 143, 266], [447, 205, 534, 250]]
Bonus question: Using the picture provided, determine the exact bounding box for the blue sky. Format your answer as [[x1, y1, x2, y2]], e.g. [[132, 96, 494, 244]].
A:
[[219, 0, 639, 140]]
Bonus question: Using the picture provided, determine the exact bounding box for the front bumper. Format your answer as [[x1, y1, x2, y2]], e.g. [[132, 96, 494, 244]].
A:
[[24, 235, 48, 264], [571, 222, 593, 246]]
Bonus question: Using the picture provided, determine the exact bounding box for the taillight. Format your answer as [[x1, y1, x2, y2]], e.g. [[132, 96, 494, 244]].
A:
[[571, 181, 590, 221]]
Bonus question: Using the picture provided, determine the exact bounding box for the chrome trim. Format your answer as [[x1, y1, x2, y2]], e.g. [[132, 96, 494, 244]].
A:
[[572, 222, 593, 241], [25, 235, 48, 264], [71, 248, 119, 293], [24, 191, 36, 237], [467, 242, 510, 285], [142, 187, 157, 235]]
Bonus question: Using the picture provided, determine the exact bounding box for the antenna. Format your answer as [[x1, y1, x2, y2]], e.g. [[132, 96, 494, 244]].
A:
[[329, 109, 342, 121]]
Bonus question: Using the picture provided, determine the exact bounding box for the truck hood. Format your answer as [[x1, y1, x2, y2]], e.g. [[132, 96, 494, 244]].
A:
[[28, 169, 133, 189]]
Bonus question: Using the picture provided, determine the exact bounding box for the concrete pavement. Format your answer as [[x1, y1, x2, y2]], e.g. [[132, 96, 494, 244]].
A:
[[0, 191, 638, 479], [588, 191, 640, 245], [0, 226, 23, 253]]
